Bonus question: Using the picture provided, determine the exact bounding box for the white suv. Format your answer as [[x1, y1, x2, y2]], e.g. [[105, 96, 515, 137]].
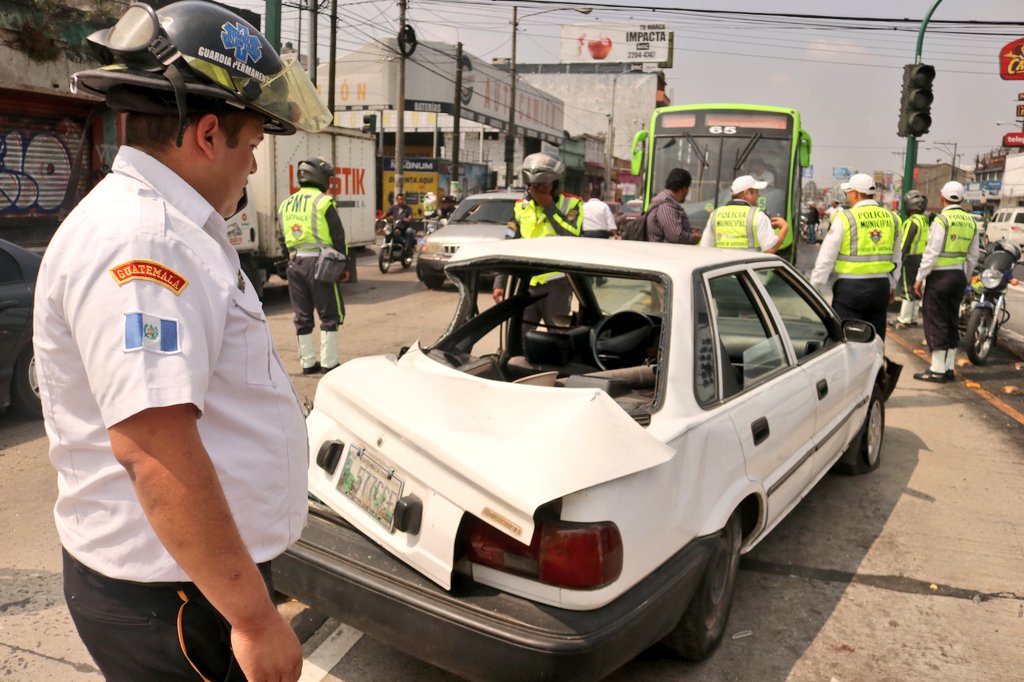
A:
[[987, 207, 1024, 248]]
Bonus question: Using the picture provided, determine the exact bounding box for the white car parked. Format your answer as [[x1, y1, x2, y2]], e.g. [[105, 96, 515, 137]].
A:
[[275, 237, 901, 680]]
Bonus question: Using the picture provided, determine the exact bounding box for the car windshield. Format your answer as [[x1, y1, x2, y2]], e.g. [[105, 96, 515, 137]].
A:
[[449, 198, 516, 225]]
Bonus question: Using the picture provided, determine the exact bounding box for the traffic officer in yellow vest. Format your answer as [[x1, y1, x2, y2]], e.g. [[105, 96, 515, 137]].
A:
[[279, 157, 348, 374], [894, 190, 930, 328], [491, 151, 583, 328], [811, 173, 902, 340], [912, 181, 980, 382], [698, 175, 789, 252]]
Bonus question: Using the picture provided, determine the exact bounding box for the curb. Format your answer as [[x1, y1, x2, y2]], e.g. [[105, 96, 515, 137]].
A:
[[998, 327, 1024, 362]]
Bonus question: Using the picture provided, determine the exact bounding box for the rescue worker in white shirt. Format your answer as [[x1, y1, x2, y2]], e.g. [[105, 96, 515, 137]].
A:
[[581, 188, 617, 238], [279, 157, 348, 374], [811, 173, 902, 340], [32, 3, 331, 680], [699, 175, 789, 252], [912, 181, 980, 383], [894, 190, 930, 329], [491, 152, 583, 328]]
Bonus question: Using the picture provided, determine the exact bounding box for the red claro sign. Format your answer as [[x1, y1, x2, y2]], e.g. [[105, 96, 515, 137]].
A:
[[1004, 132, 1024, 147], [1000, 37, 1024, 80]]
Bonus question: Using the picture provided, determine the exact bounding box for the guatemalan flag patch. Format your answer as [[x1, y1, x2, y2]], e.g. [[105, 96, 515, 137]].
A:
[[124, 313, 180, 354]]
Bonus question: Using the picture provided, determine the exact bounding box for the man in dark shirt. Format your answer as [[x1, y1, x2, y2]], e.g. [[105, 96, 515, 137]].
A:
[[386, 192, 415, 251], [647, 168, 699, 244]]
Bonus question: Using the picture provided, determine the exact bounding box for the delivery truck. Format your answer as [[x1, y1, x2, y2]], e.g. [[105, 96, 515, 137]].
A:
[[226, 126, 377, 295]]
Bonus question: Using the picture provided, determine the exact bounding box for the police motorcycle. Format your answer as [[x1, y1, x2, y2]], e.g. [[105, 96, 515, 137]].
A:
[[378, 217, 416, 273], [959, 239, 1021, 365]]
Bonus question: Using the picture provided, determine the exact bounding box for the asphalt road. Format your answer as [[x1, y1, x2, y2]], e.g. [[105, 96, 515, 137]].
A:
[[2, 247, 1022, 681]]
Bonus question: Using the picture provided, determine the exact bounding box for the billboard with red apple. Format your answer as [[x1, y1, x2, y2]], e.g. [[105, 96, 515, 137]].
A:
[[559, 23, 671, 65]]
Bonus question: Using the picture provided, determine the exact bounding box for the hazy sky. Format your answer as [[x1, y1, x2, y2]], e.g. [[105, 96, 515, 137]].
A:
[[234, 0, 1023, 189]]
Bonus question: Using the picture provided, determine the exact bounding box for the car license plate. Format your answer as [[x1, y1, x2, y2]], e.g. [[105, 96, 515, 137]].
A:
[[338, 446, 404, 531]]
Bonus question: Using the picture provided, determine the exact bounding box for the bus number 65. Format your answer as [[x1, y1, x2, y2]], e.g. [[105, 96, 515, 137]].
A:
[[708, 125, 737, 134]]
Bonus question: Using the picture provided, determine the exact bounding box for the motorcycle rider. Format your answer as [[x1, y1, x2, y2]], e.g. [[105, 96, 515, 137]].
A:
[[491, 152, 583, 329], [386, 192, 415, 255], [895, 190, 930, 329], [912, 181, 980, 383], [279, 157, 348, 374]]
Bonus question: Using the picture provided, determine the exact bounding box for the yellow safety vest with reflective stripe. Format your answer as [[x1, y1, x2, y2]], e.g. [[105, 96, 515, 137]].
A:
[[708, 204, 759, 250], [513, 194, 583, 285], [933, 207, 976, 269], [834, 205, 899, 277], [278, 187, 337, 252], [900, 213, 929, 256]]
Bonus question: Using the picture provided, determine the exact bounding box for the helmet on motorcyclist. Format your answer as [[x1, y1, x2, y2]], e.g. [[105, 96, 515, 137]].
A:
[[521, 152, 566, 187], [297, 157, 333, 191], [904, 190, 927, 214], [72, 0, 331, 142]]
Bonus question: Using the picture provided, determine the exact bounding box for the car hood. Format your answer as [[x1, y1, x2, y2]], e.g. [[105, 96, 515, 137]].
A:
[[306, 347, 674, 587], [427, 223, 506, 243]]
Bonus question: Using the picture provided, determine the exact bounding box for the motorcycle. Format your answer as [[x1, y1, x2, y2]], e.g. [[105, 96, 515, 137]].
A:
[[378, 222, 416, 273], [959, 239, 1021, 365]]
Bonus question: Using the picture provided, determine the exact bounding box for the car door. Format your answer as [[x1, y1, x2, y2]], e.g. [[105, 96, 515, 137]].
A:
[[750, 264, 857, 477], [701, 267, 816, 529], [0, 247, 31, 381]]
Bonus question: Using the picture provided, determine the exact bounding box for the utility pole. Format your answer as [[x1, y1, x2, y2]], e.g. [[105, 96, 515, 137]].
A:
[[452, 42, 463, 195], [604, 75, 617, 199], [395, 0, 407, 196], [308, 0, 317, 86], [505, 6, 518, 189], [327, 0, 337, 119]]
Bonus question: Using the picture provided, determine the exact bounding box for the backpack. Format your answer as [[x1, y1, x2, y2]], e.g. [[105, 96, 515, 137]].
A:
[[621, 199, 667, 241]]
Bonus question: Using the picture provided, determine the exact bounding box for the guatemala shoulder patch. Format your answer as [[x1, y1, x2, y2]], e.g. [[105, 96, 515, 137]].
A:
[[109, 260, 189, 295], [124, 313, 181, 354]]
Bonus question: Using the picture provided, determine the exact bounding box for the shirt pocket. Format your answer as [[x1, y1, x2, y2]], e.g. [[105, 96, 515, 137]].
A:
[[232, 291, 273, 386]]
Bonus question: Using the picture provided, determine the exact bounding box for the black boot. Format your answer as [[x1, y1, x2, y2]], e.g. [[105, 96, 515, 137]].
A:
[[302, 362, 322, 375], [913, 369, 949, 383]]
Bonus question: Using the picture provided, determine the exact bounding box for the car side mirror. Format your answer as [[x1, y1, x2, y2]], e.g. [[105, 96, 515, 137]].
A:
[[842, 319, 876, 343]]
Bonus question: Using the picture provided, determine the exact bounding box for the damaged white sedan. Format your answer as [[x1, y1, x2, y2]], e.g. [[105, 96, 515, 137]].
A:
[[274, 237, 901, 681]]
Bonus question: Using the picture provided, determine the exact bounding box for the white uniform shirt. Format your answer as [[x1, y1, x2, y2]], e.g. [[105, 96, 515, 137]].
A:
[[916, 204, 981, 281], [810, 199, 902, 292], [582, 198, 617, 233], [34, 147, 308, 582], [698, 200, 779, 251]]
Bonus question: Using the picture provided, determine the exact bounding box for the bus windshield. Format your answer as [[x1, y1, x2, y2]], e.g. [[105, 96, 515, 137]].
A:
[[649, 133, 793, 230]]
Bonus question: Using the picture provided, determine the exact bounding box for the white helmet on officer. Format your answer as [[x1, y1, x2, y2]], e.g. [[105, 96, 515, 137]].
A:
[[904, 190, 927, 214], [521, 152, 566, 188]]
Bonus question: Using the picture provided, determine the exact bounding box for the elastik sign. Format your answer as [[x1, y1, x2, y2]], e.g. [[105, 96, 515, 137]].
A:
[[1003, 132, 1024, 147], [999, 37, 1024, 80]]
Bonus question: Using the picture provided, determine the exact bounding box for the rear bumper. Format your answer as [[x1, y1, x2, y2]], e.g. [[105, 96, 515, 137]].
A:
[[275, 505, 714, 681]]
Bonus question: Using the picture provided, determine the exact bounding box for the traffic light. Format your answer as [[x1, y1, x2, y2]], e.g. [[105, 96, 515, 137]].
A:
[[897, 63, 935, 138], [362, 114, 377, 134]]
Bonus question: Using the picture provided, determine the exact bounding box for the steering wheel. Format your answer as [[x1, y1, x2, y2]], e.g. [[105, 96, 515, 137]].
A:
[[590, 311, 654, 370]]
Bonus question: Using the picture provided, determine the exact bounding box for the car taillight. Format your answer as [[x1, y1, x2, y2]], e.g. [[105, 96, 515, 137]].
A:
[[462, 516, 622, 589]]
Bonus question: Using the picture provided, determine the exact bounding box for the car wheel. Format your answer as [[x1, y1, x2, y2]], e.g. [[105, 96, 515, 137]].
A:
[[11, 346, 41, 417], [663, 511, 742, 660], [833, 384, 884, 475], [421, 274, 445, 290]]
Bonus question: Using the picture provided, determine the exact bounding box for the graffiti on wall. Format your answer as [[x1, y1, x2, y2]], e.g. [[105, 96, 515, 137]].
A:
[[0, 118, 82, 216]]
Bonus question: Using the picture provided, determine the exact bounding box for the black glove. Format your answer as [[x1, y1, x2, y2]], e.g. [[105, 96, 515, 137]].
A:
[[273, 259, 288, 278]]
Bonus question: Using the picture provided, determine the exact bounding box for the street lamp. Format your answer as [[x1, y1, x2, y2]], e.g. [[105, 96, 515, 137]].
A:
[[926, 141, 960, 181], [505, 5, 592, 188]]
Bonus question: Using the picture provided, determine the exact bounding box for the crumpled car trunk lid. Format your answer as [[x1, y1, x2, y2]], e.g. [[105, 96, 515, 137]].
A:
[[306, 347, 674, 588]]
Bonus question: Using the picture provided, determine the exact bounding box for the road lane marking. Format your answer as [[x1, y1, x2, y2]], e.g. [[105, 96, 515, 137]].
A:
[[299, 623, 364, 682], [887, 328, 1024, 426]]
